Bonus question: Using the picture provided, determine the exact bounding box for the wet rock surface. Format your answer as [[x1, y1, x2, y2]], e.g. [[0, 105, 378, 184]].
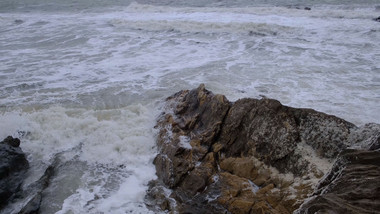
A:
[[0, 136, 29, 209], [0, 137, 86, 214], [296, 135, 380, 214], [146, 84, 380, 214], [2, 143, 88, 214]]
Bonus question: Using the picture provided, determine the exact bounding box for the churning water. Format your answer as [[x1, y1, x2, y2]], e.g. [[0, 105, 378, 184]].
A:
[[0, 0, 379, 213]]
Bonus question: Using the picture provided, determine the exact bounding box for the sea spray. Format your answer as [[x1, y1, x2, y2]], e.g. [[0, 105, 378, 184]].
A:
[[0, 0, 379, 212]]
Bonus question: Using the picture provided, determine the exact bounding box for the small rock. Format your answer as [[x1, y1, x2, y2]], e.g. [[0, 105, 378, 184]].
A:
[[374, 16, 380, 22], [2, 136, 21, 147], [14, 19, 24, 24]]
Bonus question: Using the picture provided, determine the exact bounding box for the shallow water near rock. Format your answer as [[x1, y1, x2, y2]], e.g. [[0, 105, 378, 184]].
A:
[[0, 0, 379, 213]]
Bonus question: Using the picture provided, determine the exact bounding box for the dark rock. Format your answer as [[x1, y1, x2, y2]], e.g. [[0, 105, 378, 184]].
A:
[[374, 16, 380, 22], [4, 143, 85, 214], [147, 84, 380, 214], [2, 136, 21, 147], [14, 164, 55, 214], [296, 149, 380, 214], [145, 180, 173, 212], [286, 5, 311, 10], [0, 136, 29, 209], [0, 162, 56, 214], [18, 193, 42, 214], [14, 19, 24, 24]]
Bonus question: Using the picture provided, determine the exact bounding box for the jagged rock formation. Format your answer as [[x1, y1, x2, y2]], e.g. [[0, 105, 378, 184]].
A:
[[296, 142, 380, 213], [146, 84, 380, 214], [0, 142, 86, 214], [0, 136, 29, 209]]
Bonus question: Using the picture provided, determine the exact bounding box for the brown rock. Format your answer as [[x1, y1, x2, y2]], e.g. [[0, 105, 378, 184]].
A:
[[251, 200, 277, 214], [219, 157, 259, 181], [229, 199, 254, 214], [147, 84, 380, 214]]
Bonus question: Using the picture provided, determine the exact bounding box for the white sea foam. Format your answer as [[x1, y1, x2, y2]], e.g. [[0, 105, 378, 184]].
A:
[[0, 1, 379, 213], [125, 2, 379, 20], [179, 135, 192, 149], [1, 4, 378, 125], [0, 104, 158, 213], [1, 105, 157, 164]]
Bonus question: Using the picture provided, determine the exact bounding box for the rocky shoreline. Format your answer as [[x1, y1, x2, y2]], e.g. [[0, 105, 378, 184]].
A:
[[146, 84, 380, 214], [1, 84, 379, 213]]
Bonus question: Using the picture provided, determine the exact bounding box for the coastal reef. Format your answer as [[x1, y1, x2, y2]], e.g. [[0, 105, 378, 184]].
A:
[[146, 84, 380, 214]]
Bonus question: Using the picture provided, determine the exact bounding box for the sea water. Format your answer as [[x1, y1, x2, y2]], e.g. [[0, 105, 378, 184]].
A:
[[0, 0, 379, 213]]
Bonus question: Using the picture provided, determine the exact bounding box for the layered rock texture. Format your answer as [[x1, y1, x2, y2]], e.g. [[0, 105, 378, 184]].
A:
[[146, 84, 380, 214], [296, 146, 380, 213]]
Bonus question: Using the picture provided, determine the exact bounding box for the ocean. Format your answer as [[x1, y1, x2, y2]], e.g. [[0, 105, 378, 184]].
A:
[[0, 0, 379, 213]]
